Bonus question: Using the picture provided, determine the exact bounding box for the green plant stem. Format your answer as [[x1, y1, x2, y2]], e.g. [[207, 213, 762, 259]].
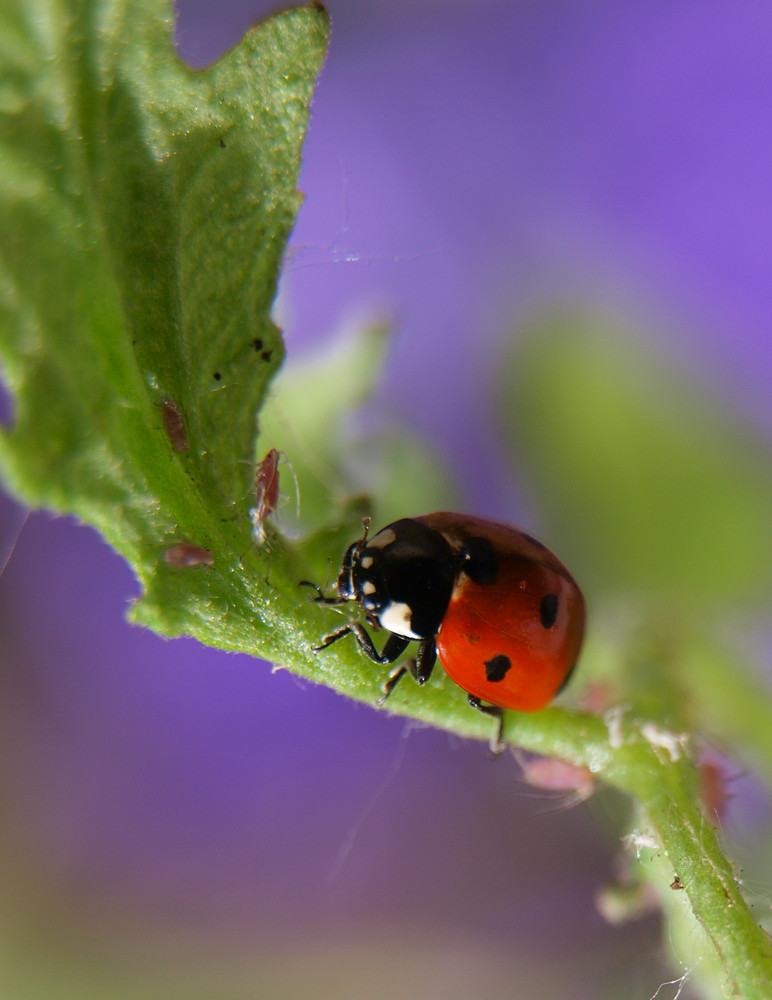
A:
[[504, 708, 772, 999]]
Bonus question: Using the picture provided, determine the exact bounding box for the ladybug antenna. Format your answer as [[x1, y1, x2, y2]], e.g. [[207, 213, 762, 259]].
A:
[[299, 579, 347, 606], [360, 516, 371, 543]]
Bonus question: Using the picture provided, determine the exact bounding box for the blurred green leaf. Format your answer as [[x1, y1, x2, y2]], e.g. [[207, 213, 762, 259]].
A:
[[497, 311, 772, 610], [259, 322, 391, 531], [259, 321, 457, 535]]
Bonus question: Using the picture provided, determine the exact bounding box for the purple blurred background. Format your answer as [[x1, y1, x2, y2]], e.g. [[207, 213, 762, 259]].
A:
[[2, 0, 771, 995]]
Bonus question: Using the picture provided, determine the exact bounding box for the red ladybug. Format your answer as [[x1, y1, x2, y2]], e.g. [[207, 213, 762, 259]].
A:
[[311, 512, 585, 748]]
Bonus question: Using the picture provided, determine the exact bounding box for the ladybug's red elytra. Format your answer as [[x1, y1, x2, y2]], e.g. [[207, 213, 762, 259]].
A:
[[309, 512, 586, 750]]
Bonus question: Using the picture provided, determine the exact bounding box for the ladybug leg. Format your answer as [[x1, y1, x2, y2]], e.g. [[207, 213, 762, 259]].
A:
[[380, 665, 407, 702], [299, 580, 346, 605], [414, 638, 437, 684], [313, 624, 356, 651], [380, 639, 437, 703], [378, 631, 413, 663], [315, 623, 410, 665], [467, 696, 505, 756]]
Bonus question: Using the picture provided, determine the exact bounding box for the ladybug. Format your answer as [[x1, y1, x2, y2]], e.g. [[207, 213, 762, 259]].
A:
[[310, 512, 585, 749]]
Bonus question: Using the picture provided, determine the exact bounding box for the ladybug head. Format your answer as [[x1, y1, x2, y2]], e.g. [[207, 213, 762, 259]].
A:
[[336, 518, 393, 616], [336, 518, 373, 603], [336, 517, 457, 640]]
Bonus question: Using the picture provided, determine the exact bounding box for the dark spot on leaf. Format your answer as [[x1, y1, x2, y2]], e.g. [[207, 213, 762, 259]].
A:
[[484, 654, 511, 683], [261, 349, 273, 362], [252, 338, 263, 351], [540, 593, 559, 629], [213, 371, 222, 381], [219, 137, 226, 148]]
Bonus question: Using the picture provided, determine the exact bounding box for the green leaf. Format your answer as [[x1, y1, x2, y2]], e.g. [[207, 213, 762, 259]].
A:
[[496, 310, 772, 610], [0, 0, 466, 729], [0, 0, 488, 764], [0, 0, 329, 626]]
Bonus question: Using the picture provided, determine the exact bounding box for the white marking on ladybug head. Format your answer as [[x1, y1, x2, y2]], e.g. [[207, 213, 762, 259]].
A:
[[367, 527, 396, 550], [379, 601, 420, 639], [360, 555, 374, 569], [337, 571, 356, 600], [361, 580, 376, 595]]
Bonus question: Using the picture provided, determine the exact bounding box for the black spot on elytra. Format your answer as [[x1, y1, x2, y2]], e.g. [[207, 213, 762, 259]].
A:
[[484, 654, 511, 683], [460, 536, 498, 584], [540, 593, 559, 629]]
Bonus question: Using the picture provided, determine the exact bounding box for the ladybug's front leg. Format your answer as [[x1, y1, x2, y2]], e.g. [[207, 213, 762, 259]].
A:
[[379, 638, 437, 703], [315, 623, 410, 665], [299, 580, 347, 606]]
